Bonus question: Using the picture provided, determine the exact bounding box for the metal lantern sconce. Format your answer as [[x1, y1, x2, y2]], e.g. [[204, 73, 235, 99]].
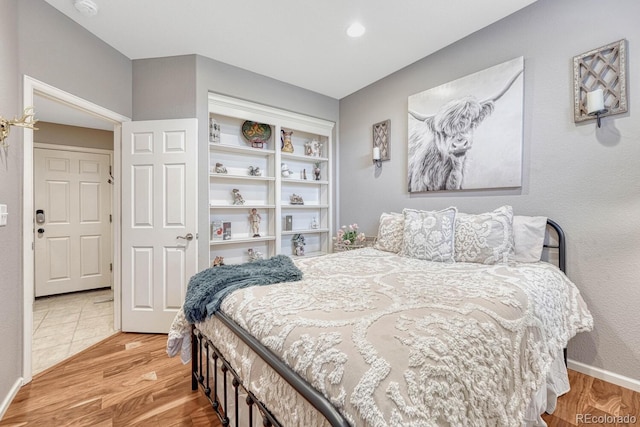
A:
[[0, 107, 38, 147], [372, 119, 390, 168], [573, 39, 627, 129]]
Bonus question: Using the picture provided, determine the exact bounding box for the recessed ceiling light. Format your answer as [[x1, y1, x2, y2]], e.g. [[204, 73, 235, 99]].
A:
[[74, 0, 99, 17], [346, 22, 366, 38]]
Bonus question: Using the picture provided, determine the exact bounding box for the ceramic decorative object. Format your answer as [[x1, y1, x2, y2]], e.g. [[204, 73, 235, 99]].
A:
[[281, 129, 294, 153], [248, 208, 261, 237], [232, 189, 245, 205], [292, 234, 305, 256], [289, 193, 304, 205], [209, 117, 221, 143], [242, 121, 271, 148], [214, 162, 227, 173], [248, 165, 262, 176], [313, 162, 321, 180], [281, 163, 292, 177]]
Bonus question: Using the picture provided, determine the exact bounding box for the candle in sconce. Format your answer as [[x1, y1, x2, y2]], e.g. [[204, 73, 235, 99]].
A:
[[586, 89, 605, 114], [373, 146, 381, 160]]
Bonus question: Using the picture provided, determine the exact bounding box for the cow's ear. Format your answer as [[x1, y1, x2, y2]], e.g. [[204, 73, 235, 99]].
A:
[[476, 101, 495, 126]]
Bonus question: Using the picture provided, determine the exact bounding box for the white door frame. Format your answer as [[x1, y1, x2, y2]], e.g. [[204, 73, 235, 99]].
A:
[[22, 75, 130, 383]]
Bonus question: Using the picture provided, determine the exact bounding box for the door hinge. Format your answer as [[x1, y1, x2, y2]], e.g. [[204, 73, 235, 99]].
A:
[[110, 263, 113, 272], [109, 214, 112, 223]]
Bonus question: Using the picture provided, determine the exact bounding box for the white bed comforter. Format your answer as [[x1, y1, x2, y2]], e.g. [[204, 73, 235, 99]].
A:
[[173, 248, 593, 426]]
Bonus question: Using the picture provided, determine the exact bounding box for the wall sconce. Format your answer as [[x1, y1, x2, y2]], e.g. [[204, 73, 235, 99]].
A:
[[372, 119, 390, 168], [586, 89, 608, 128], [0, 107, 39, 147], [573, 39, 627, 128]]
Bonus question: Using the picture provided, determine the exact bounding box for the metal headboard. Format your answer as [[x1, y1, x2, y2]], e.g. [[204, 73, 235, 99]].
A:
[[545, 219, 566, 273]]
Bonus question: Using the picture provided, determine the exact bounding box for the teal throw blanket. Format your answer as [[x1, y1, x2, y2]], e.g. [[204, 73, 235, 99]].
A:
[[183, 255, 302, 323]]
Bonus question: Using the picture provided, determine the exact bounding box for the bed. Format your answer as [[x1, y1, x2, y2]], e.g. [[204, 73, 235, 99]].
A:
[[168, 207, 593, 427]]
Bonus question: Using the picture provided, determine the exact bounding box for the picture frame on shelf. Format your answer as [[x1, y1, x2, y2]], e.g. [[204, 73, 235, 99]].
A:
[[223, 222, 232, 240]]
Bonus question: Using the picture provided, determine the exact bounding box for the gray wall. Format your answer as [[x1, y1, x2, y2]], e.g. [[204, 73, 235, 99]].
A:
[[35, 122, 114, 151], [0, 0, 22, 408], [18, 0, 132, 118], [0, 0, 131, 409], [339, 0, 640, 381]]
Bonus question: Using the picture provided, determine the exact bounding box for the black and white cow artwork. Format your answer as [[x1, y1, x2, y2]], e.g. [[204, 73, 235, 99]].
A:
[[407, 69, 523, 192]]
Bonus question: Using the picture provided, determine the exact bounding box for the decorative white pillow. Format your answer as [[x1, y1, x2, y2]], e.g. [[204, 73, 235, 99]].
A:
[[374, 212, 404, 253], [401, 207, 457, 262], [512, 215, 547, 262], [454, 205, 515, 264]]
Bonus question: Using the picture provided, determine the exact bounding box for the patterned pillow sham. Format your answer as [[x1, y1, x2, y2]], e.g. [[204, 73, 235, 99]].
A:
[[400, 207, 457, 262], [454, 205, 515, 264], [374, 212, 404, 253]]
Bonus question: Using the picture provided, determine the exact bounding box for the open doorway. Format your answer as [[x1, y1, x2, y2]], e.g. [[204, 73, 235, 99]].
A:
[[32, 119, 115, 374], [22, 76, 130, 383]]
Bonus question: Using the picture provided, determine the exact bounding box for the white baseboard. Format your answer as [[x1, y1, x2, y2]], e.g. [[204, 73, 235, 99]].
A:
[[568, 359, 640, 392], [0, 377, 23, 421]]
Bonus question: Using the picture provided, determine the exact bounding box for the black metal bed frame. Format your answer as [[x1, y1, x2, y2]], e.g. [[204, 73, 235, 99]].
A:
[[192, 219, 567, 427]]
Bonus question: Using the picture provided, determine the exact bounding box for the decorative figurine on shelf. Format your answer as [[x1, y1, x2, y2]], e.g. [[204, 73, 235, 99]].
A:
[[290, 193, 304, 205], [302, 169, 307, 180], [232, 189, 245, 205], [209, 118, 221, 143], [211, 256, 225, 267], [305, 139, 322, 157], [248, 248, 264, 262], [248, 165, 262, 176], [281, 129, 294, 153], [313, 162, 321, 181], [214, 162, 227, 174], [292, 234, 305, 256], [281, 163, 292, 178], [249, 208, 262, 237], [311, 217, 318, 229]]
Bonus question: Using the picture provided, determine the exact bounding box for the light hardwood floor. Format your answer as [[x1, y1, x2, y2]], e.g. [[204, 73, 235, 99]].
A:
[[2, 332, 638, 426]]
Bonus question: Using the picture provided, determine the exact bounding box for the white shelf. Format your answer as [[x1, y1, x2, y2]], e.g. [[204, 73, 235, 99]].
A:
[[281, 228, 329, 235], [210, 204, 276, 209], [211, 235, 276, 246], [210, 174, 276, 182], [208, 93, 334, 263], [281, 152, 328, 162], [281, 204, 329, 209], [209, 143, 275, 156], [281, 178, 328, 185]]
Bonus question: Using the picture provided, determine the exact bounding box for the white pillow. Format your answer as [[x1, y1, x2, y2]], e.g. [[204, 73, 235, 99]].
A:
[[454, 205, 515, 264], [374, 212, 404, 253], [512, 215, 547, 262], [400, 207, 457, 262]]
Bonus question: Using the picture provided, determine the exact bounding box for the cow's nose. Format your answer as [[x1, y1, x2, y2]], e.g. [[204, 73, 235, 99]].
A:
[[452, 138, 470, 151]]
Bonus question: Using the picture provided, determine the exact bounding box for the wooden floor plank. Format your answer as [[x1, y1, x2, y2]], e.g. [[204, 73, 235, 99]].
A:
[[3, 332, 638, 426]]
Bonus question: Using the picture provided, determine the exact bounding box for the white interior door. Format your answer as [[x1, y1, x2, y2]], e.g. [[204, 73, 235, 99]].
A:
[[121, 119, 198, 333], [34, 148, 112, 297]]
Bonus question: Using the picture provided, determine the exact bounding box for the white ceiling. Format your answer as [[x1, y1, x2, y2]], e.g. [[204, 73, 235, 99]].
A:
[[38, 0, 537, 129]]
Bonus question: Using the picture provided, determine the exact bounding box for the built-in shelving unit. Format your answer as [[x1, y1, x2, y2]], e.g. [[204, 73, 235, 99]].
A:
[[208, 93, 334, 265]]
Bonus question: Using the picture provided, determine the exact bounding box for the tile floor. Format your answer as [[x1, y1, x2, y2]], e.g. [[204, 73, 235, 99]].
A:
[[32, 288, 116, 375]]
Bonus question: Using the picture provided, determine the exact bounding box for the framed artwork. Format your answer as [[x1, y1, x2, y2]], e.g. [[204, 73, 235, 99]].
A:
[[407, 56, 524, 192], [373, 119, 390, 161]]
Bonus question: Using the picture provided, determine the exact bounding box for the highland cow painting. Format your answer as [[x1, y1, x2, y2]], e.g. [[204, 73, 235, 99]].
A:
[[407, 57, 524, 192]]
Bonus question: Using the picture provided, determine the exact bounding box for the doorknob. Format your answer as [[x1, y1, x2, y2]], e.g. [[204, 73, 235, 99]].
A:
[[177, 233, 194, 241]]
